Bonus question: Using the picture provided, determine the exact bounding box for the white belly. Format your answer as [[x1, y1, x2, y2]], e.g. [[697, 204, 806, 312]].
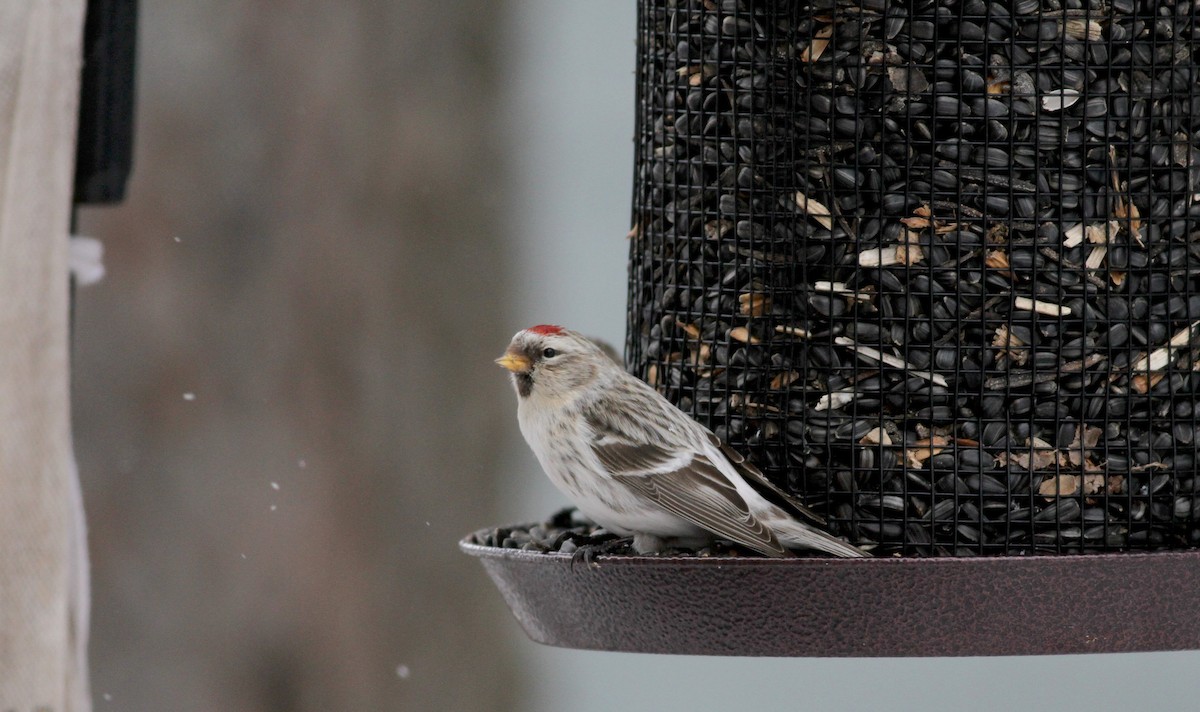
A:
[[517, 398, 707, 540]]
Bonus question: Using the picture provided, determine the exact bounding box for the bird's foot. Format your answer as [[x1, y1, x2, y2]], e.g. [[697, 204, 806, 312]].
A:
[[567, 534, 632, 570]]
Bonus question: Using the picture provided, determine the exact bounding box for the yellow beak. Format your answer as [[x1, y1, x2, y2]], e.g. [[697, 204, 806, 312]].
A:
[[495, 352, 531, 373]]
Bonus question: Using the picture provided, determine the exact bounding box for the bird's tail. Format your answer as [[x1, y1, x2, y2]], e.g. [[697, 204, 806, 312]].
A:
[[774, 520, 871, 558]]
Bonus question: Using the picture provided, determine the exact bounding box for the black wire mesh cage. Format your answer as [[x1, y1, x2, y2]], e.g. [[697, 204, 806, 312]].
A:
[[627, 0, 1200, 556]]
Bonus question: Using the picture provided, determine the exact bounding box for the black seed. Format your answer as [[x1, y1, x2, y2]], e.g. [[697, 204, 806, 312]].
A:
[[629, 0, 1200, 557]]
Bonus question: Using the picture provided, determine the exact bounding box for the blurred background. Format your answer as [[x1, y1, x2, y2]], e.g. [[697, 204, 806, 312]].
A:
[[72, 1, 1199, 710]]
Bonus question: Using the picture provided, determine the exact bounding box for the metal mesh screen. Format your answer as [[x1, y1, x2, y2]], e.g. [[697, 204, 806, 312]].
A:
[[627, 0, 1200, 555]]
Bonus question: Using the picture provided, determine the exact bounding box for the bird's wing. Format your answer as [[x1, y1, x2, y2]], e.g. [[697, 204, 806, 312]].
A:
[[584, 409, 790, 558], [709, 434, 828, 528]]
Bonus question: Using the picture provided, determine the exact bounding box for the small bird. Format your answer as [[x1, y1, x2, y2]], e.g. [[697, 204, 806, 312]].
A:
[[497, 324, 868, 558]]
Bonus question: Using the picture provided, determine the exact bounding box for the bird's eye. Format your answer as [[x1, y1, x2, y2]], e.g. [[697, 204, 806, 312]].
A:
[[542, 348, 557, 359]]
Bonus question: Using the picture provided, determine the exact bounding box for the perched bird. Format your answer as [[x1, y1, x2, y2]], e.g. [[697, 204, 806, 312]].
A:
[[496, 324, 868, 558]]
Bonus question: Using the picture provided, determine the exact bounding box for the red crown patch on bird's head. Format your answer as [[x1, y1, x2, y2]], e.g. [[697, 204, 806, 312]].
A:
[[527, 324, 565, 336]]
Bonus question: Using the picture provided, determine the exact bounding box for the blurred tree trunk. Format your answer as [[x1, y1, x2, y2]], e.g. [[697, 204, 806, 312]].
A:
[[74, 1, 519, 709], [0, 1, 90, 710]]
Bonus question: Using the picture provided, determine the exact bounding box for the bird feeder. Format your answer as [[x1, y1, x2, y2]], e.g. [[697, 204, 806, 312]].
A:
[[463, 0, 1200, 655]]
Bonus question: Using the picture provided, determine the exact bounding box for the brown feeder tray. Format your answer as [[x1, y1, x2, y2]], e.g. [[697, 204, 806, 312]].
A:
[[461, 530, 1200, 657]]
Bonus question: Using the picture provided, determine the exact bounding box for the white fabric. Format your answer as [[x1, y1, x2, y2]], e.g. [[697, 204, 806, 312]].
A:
[[0, 0, 90, 709]]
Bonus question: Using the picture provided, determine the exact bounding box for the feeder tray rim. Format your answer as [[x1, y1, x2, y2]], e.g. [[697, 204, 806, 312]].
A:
[[462, 526, 1200, 658], [461, 531, 1200, 567]]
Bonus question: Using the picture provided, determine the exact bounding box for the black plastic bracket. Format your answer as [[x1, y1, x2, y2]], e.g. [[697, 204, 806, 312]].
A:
[[73, 0, 137, 205]]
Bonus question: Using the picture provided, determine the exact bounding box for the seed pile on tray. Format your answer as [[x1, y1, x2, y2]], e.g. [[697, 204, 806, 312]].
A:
[[627, 0, 1200, 555], [469, 510, 774, 558]]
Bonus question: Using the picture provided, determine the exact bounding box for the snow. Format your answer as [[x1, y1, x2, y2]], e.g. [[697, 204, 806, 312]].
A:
[[69, 235, 105, 286]]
